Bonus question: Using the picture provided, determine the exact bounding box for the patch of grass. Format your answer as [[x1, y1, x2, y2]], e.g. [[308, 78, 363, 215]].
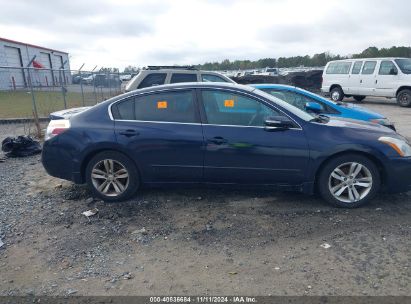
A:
[[0, 90, 103, 118]]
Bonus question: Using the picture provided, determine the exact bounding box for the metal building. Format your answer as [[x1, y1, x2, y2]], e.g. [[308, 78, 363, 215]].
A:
[[0, 37, 71, 90]]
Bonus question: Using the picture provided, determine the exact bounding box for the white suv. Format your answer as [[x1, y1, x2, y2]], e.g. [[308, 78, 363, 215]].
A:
[[321, 58, 411, 107], [125, 66, 235, 92]]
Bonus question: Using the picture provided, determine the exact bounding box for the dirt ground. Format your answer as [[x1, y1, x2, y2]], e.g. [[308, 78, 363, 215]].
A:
[[0, 97, 410, 296]]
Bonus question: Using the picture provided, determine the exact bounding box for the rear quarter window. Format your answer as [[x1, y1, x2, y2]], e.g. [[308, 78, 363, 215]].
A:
[[201, 74, 229, 82]]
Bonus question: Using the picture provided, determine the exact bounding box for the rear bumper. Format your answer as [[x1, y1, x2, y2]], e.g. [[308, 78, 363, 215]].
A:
[[383, 157, 411, 193], [41, 140, 83, 184]]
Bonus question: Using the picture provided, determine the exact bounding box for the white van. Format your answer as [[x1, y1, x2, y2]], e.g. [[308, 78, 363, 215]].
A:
[[321, 58, 411, 107]]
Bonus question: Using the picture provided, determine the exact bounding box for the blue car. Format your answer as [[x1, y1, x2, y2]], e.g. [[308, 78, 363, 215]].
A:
[[252, 84, 396, 130], [42, 83, 411, 208]]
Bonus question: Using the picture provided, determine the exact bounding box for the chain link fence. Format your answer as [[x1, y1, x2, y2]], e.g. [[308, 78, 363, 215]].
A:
[[0, 65, 130, 120]]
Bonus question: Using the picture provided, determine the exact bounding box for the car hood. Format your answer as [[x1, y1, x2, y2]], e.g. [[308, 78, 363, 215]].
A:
[[49, 107, 92, 120], [320, 116, 395, 133], [337, 102, 384, 118]]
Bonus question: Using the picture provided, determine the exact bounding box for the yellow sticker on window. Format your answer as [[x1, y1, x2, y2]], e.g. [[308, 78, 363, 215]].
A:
[[224, 99, 234, 107], [157, 101, 167, 109]]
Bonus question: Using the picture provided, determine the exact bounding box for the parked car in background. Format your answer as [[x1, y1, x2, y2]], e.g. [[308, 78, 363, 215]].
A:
[[322, 58, 411, 107], [124, 66, 235, 92], [253, 84, 395, 130], [42, 82, 411, 208], [260, 67, 279, 76]]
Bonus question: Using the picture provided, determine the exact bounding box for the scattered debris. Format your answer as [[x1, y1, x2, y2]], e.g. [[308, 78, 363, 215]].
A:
[[85, 197, 94, 205], [82, 208, 99, 217], [0, 157, 6, 163], [320, 243, 331, 249], [0, 238, 4, 248], [206, 224, 213, 231], [66, 289, 78, 295], [228, 271, 238, 275], [131, 227, 147, 235], [55, 184, 63, 189], [375, 208, 383, 211], [122, 272, 134, 280], [274, 267, 280, 270], [1, 136, 42, 157]]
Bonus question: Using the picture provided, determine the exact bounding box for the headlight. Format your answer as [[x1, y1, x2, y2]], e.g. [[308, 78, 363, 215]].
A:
[[369, 118, 392, 126], [378, 136, 411, 157]]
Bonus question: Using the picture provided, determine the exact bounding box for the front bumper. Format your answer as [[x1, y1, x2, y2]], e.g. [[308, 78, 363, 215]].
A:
[[383, 157, 411, 193]]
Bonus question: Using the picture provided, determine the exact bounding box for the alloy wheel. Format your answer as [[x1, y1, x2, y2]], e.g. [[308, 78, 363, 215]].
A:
[[331, 91, 340, 101], [91, 159, 129, 197], [328, 162, 373, 203]]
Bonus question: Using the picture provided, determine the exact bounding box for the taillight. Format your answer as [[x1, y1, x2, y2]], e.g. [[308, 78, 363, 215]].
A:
[[45, 119, 70, 140]]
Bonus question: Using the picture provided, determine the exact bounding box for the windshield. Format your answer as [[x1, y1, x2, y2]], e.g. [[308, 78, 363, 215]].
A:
[[395, 59, 411, 74], [253, 88, 315, 121]]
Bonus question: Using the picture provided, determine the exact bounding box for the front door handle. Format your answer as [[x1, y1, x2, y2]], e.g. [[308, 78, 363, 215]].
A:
[[208, 136, 228, 145], [119, 129, 139, 137], [375, 79, 378, 84], [360, 79, 363, 83]]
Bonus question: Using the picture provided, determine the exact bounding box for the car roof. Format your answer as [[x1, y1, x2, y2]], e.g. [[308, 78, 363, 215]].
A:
[[112, 82, 256, 101], [327, 57, 407, 63], [251, 84, 297, 90]]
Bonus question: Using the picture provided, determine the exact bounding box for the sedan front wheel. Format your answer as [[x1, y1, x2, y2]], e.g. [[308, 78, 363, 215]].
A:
[[318, 154, 380, 208]]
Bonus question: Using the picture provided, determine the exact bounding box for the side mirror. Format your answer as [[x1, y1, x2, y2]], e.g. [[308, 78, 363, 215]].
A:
[[389, 68, 398, 75], [264, 116, 295, 131], [305, 102, 323, 113]]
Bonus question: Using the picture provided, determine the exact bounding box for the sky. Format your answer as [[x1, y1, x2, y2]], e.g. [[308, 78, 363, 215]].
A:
[[0, 0, 410, 70]]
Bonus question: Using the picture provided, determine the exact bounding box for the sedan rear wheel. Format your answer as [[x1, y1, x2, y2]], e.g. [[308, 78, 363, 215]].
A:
[[318, 154, 380, 208], [86, 151, 139, 202]]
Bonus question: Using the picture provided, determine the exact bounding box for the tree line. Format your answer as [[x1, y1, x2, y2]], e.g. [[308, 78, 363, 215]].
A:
[[120, 46, 411, 73], [195, 46, 411, 71]]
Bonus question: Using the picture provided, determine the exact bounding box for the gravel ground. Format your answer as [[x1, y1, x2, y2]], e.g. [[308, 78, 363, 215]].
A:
[[0, 99, 410, 296]]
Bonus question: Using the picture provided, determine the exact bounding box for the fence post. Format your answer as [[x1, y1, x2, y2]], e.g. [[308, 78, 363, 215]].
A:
[[59, 69, 67, 109], [27, 67, 41, 138]]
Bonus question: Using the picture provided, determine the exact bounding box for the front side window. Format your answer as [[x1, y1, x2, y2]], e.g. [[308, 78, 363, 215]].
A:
[[351, 61, 363, 74], [138, 73, 167, 89], [201, 74, 229, 83], [361, 61, 377, 75], [261, 89, 338, 114], [113, 90, 197, 123], [170, 73, 197, 83], [326, 62, 352, 74], [394, 59, 411, 74], [201, 90, 281, 127], [379, 61, 398, 75]]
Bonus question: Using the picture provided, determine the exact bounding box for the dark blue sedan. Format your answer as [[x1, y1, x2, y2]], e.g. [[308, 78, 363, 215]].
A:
[[42, 83, 411, 208]]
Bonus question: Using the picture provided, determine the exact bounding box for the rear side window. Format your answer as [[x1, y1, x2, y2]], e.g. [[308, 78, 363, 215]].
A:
[[326, 62, 352, 74], [138, 73, 167, 89], [361, 61, 377, 75], [170, 73, 197, 83], [351, 61, 363, 74], [379, 61, 398, 75], [201, 74, 229, 83], [136, 91, 196, 123], [112, 91, 196, 123]]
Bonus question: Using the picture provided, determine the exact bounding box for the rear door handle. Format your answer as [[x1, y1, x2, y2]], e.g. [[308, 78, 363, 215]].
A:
[[208, 136, 228, 145], [119, 129, 139, 137]]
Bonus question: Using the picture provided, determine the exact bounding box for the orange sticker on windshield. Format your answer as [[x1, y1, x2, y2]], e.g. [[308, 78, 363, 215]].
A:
[[224, 99, 234, 107], [157, 101, 167, 109]]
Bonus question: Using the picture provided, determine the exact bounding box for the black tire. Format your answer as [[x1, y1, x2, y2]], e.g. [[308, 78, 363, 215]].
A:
[[330, 86, 344, 102], [317, 154, 381, 208], [85, 151, 139, 202], [397, 89, 411, 107], [353, 95, 366, 102]]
